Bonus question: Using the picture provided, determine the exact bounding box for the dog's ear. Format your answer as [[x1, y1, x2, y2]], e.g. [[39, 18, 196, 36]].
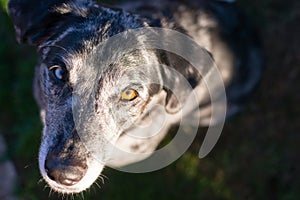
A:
[[8, 0, 91, 46], [160, 52, 202, 114]]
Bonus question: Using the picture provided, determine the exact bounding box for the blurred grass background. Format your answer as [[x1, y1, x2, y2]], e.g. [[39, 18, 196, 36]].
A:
[[0, 0, 299, 199]]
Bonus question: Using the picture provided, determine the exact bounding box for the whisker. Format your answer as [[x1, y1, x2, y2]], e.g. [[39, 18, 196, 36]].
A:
[[80, 192, 85, 200], [94, 181, 101, 190], [100, 173, 109, 180], [37, 178, 44, 184], [48, 188, 53, 198]]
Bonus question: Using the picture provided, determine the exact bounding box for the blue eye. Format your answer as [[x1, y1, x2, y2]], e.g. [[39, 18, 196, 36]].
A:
[[50, 65, 67, 81]]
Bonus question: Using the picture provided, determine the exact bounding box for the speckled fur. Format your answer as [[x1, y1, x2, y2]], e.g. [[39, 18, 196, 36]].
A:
[[8, 0, 263, 194]]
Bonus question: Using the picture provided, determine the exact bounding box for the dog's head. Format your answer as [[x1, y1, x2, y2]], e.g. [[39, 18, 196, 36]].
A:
[[8, 0, 203, 194]]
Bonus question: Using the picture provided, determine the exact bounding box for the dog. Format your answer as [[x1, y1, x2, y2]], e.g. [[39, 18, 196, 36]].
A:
[[8, 0, 263, 194]]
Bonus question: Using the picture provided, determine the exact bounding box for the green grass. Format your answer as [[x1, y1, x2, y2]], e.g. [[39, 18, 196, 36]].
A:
[[0, 0, 299, 199], [0, 0, 8, 11]]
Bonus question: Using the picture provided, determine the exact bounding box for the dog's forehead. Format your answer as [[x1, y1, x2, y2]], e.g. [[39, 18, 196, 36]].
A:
[[39, 5, 154, 84], [67, 47, 159, 88], [38, 5, 162, 99], [40, 5, 148, 55]]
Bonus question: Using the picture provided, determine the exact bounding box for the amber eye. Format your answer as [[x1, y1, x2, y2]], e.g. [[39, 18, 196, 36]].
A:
[[121, 89, 139, 101]]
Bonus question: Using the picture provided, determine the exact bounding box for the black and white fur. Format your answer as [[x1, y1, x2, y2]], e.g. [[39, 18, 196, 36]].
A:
[[8, 0, 263, 194]]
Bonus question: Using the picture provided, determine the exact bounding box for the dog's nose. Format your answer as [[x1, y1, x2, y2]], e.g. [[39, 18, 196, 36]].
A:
[[45, 153, 87, 186]]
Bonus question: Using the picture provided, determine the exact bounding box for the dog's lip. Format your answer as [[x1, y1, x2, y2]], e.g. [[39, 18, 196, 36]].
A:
[[41, 161, 105, 193], [42, 167, 102, 194], [47, 181, 80, 193], [42, 173, 86, 193]]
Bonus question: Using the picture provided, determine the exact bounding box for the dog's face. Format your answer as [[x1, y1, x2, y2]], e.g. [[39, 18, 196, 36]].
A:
[[37, 48, 163, 193], [37, 47, 163, 193], [8, 0, 202, 194]]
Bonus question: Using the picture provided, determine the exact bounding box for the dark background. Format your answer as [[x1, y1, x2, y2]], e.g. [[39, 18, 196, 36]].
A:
[[0, 0, 299, 199]]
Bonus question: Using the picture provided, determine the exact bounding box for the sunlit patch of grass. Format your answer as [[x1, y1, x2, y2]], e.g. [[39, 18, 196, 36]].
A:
[[175, 152, 233, 200], [0, 0, 8, 12], [176, 152, 199, 179]]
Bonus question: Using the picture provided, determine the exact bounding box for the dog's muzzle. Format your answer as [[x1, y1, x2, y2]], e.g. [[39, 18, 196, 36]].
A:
[[43, 132, 89, 187], [45, 151, 87, 186]]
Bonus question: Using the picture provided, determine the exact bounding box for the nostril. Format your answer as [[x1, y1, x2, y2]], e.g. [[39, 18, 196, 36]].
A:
[[45, 154, 87, 186]]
